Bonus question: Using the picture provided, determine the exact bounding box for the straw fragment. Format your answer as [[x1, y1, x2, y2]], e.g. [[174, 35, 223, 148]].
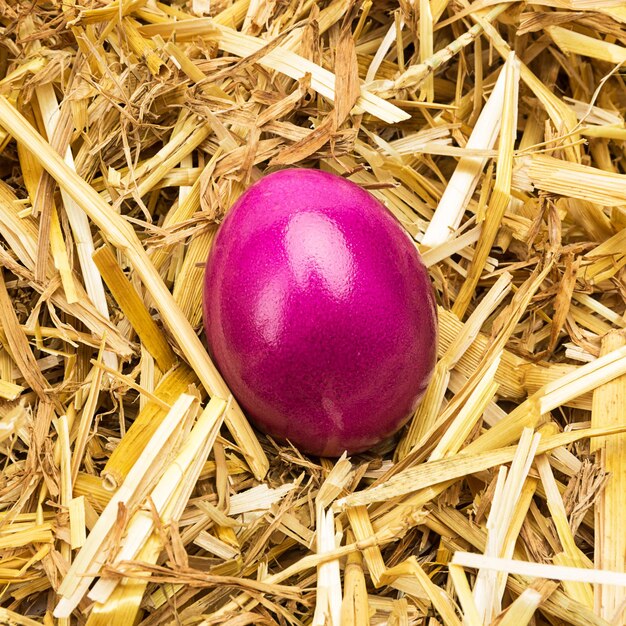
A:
[[0, 271, 49, 402], [548, 26, 626, 64], [523, 154, 626, 206], [381, 558, 461, 626], [102, 363, 199, 489], [536, 454, 594, 606], [421, 67, 507, 248], [341, 535, 370, 626], [453, 52, 519, 319], [92, 244, 176, 372], [452, 553, 626, 588], [592, 330, 626, 620], [35, 82, 118, 370], [340, 424, 626, 508]]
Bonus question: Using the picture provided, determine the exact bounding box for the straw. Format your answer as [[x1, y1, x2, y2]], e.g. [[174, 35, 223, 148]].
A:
[[1, 2, 626, 624]]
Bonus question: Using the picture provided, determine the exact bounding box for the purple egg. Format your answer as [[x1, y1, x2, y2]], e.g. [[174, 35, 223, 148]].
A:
[[203, 168, 437, 457]]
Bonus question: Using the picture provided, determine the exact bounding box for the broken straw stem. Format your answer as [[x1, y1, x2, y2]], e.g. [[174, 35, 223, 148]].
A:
[[421, 61, 508, 248], [36, 83, 118, 370]]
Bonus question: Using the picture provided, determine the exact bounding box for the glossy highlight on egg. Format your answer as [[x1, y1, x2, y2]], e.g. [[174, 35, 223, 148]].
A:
[[203, 168, 437, 457]]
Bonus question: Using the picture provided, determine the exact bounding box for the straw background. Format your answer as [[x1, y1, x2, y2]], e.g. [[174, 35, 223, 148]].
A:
[[1, 0, 626, 624]]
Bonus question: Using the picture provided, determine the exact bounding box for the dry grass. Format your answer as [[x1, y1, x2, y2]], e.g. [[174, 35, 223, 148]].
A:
[[0, 0, 626, 624]]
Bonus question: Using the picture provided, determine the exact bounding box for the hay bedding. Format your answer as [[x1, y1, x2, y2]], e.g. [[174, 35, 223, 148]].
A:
[[0, 0, 626, 624]]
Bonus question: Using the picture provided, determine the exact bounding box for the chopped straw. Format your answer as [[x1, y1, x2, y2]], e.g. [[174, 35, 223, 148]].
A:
[[1, 1, 626, 625]]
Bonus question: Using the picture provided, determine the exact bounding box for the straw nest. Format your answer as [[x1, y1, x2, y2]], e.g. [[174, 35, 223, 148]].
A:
[[1, 0, 626, 624]]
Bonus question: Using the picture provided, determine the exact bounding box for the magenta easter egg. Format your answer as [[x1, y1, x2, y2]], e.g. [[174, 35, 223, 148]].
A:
[[203, 169, 437, 457]]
